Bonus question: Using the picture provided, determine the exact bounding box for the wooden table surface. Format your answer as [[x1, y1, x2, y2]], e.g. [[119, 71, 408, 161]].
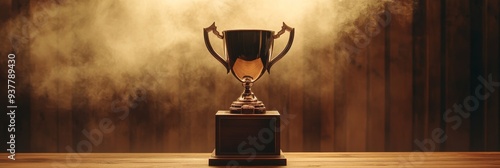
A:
[[1, 152, 500, 167]]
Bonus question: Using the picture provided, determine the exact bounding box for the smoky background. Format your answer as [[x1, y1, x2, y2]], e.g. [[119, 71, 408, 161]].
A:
[[0, 0, 414, 152]]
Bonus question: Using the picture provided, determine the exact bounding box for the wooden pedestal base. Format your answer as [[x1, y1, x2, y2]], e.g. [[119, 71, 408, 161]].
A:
[[209, 150, 286, 166], [209, 110, 286, 166]]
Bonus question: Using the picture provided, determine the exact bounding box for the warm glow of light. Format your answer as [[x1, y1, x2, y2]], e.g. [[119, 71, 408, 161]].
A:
[[3, 0, 413, 110]]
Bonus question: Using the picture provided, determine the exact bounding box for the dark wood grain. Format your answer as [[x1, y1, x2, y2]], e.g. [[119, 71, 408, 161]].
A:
[[0, 0, 12, 153], [412, 0, 428, 152], [287, 45, 304, 152], [425, 0, 444, 152], [1, 0, 498, 153], [345, 38, 368, 152], [366, 11, 388, 152], [470, 0, 485, 151], [319, 48, 335, 151], [11, 0, 32, 153], [302, 47, 322, 152], [484, 0, 499, 151], [443, 0, 471, 151], [387, 4, 414, 151], [334, 63, 347, 152]]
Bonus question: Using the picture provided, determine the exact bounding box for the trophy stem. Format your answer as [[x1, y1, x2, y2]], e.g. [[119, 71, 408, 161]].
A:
[[239, 77, 257, 101], [230, 76, 266, 114]]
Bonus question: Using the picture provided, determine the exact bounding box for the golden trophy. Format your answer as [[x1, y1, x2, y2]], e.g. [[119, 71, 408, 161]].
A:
[[204, 22, 294, 166]]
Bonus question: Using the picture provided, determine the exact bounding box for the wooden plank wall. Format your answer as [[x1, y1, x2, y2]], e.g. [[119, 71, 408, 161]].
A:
[[0, 0, 498, 153]]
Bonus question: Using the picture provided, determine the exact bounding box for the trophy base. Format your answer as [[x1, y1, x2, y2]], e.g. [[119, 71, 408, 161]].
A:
[[230, 100, 266, 114], [209, 149, 286, 166], [210, 110, 284, 166]]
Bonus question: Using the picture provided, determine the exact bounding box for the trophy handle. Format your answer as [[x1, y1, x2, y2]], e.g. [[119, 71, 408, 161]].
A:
[[204, 22, 229, 73], [268, 22, 295, 73]]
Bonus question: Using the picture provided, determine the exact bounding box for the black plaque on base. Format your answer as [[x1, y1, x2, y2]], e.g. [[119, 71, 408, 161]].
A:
[[209, 110, 286, 166]]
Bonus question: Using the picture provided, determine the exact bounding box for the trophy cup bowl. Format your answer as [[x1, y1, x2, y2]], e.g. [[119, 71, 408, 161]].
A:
[[204, 22, 295, 114]]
